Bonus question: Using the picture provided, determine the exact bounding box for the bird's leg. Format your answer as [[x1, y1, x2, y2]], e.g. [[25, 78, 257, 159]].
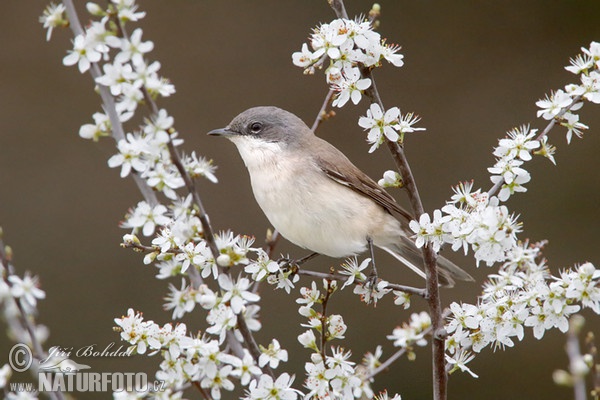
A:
[[366, 237, 379, 288], [277, 252, 319, 272]]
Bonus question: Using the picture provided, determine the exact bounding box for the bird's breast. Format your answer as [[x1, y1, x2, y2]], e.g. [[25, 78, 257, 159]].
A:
[[232, 138, 386, 257]]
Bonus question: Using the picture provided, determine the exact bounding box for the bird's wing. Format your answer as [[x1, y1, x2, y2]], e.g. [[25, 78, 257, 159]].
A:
[[312, 140, 413, 221]]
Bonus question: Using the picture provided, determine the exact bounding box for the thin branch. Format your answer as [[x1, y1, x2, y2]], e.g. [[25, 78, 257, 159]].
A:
[[320, 278, 334, 360], [111, 15, 221, 271], [296, 268, 427, 297], [327, 3, 447, 399], [366, 309, 450, 381], [329, 0, 349, 19], [487, 94, 583, 198], [311, 89, 336, 131], [62, 0, 271, 380], [0, 238, 65, 400], [565, 316, 588, 400], [62, 0, 159, 207]]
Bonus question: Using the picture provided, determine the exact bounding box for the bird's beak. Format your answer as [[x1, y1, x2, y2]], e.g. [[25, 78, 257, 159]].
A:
[[207, 127, 237, 137]]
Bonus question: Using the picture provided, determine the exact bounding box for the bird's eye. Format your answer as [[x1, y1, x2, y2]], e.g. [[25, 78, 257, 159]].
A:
[[249, 122, 263, 134]]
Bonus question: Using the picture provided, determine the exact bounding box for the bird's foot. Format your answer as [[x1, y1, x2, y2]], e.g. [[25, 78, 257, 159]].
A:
[[365, 268, 379, 292], [276, 252, 319, 272]]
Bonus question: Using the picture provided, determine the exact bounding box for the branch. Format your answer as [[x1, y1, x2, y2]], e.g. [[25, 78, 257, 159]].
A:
[[487, 94, 583, 198], [296, 268, 427, 297], [326, 3, 447, 399], [565, 316, 588, 400], [111, 16, 221, 282], [311, 89, 336, 131], [0, 237, 65, 400], [365, 309, 450, 381], [62, 0, 267, 376], [62, 0, 159, 207]]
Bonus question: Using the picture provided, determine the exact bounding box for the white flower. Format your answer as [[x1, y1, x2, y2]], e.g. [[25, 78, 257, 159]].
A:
[[410, 210, 449, 252], [228, 350, 261, 386], [561, 112, 589, 144], [331, 67, 371, 108], [218, 274, 260, 314], [244, 373, 300, 400], [143, 163, 185, 200], [359, 103, 401, 152], [245, 249, 280, 281], [63, 33, 102, 73], [378, 170, 402, 188], [115, 28, 154, 65], [536, 89, 573, 120], [353, 279, 390, 305], [258, 339, 288, 369], [292, 43, 317, 68], [122, 201, 171, 236], [183, 152, 218, 183], [39, 3, 67, 41], [107, 133, 149, 177], [393, 290, 411, 309], [327, 314, 348, 340], [565, 53, 594, 75], [200, 365, 234, 400], [446, 349, 478, 378], [296, 281, 322, 307], [206, 304, 237, 343], [493, 125, 540, 162], [339, 257, 369, 288], [163, 279, 195, 319], [175, 241, 210, 275], [8, 273, 46, 308], [297, 329, 318, 351], [79, 112, 111, 141]]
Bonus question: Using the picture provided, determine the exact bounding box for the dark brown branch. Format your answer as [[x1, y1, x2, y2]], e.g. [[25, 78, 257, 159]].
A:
[[326, 3, 447, 399]]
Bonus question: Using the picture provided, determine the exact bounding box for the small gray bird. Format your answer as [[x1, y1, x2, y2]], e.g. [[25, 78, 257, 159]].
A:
[[208, 106, 472, 286]]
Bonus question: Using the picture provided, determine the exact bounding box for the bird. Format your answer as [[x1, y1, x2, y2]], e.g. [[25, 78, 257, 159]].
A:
[[208, 106, 472, 287]]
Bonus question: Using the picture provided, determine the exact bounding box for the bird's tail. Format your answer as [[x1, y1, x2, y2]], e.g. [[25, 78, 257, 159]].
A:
[[379, 237, 473, 288]]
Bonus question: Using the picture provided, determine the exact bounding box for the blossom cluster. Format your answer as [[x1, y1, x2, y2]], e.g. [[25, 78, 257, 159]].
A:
[[537, 41, 600, 143], [387, 311, 431, 353], [114, 308, 265, 399], [409, 43, 600, 267], [49, 0, 217, 203], [295, 280, 380, 399], [409, 181, 522, 267], [0, 237, 49, 399], [293, 18, 403, 107], [358, 103, 425, 152], [444, 242, 600, 378]]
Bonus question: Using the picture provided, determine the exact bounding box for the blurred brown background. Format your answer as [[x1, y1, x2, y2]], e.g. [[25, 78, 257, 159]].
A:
[[1, 0, 599, 398]]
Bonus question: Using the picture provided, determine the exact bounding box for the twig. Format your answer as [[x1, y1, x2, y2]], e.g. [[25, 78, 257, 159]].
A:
[[565, 316, 588, 400], [487, 94, 583, 198], [311, 89, 336, 131], [296, 268, 427, 297], [327, 2, 447, 399], [235, 314, 275, 378], [320, 278, 334, 360], [111, 16, 220, 282], [62, 0, 264, 375], [192, 380, 214, 400], [62, 0, 159, 207], [0, 237, 65, 400], [366, 309, 450, 381]]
